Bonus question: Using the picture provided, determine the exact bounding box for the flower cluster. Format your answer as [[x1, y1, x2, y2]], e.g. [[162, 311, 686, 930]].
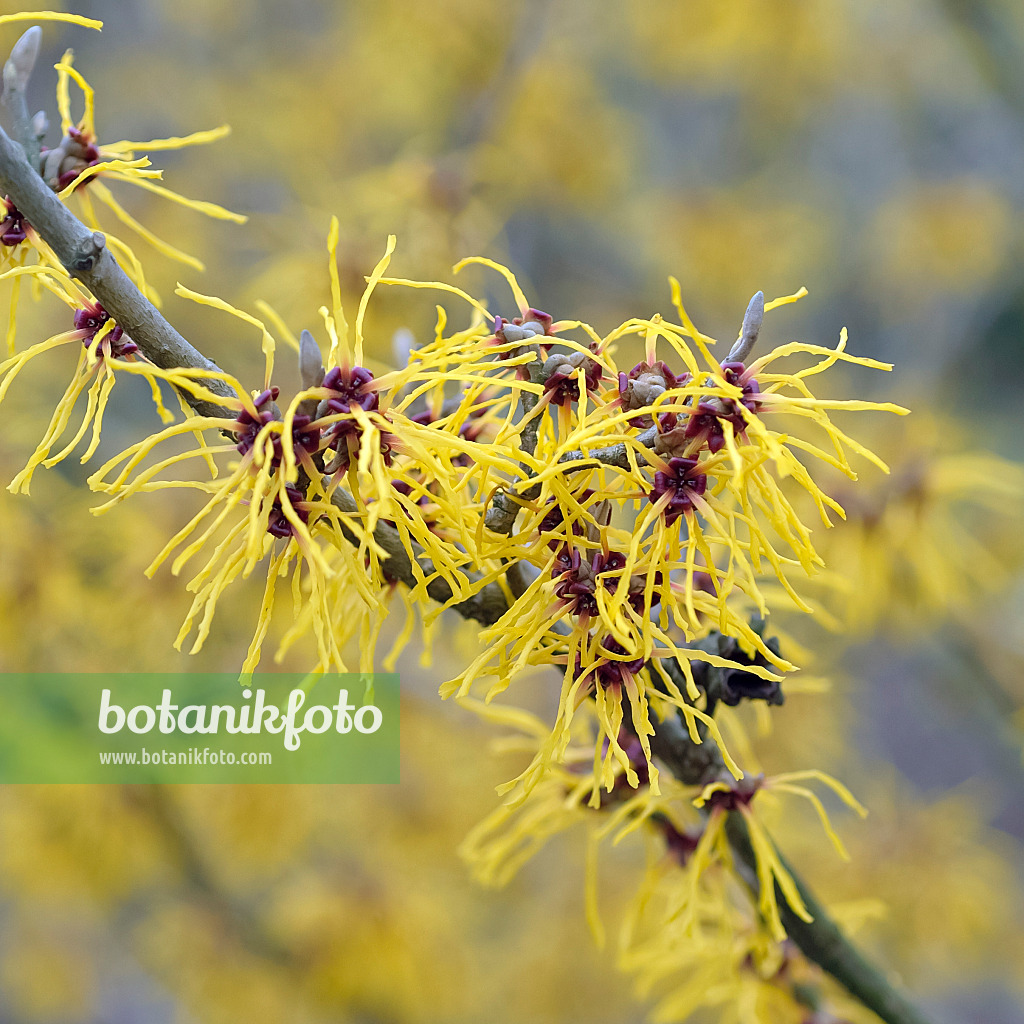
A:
[[365, 261, 905, 799], [64, 248, 904, 796]]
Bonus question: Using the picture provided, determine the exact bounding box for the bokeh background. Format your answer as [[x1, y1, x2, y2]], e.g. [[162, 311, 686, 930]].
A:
[[1, 1, 1023, 1021]]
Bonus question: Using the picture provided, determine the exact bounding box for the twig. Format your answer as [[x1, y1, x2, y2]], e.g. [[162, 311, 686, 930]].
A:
[[558, 425, 658, 471]]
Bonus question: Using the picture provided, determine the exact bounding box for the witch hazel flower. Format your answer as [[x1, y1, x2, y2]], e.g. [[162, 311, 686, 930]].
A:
[[0, 196, 28, 246], [73, 299, 137, 359], [44, 50, 245, 275], [542, 347, 604, 406], [693, 770, 867, 941], [552, 546, 636, 619], [0, 279, 204, 493], [493, 307, 555, 370], [582, 635, 648, 691], [646, 455, 708, 525], [315, 365, 395, 475], [682, 359, 763, 455], [47, 124, 101, 192], [85, 299, 349, 671], [231, 385, 320, 475], [266, 485, 310, 539]]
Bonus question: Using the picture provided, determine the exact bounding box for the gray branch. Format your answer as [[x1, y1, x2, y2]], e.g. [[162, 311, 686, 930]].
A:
[[558, 425, 658, 471]]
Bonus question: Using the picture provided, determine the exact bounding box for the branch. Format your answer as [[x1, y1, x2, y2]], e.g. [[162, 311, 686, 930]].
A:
[[558, 425, 658, 471]]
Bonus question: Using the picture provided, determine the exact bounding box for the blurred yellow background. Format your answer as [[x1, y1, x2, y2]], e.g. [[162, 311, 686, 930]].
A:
[[1, 1, 1023, 1021]]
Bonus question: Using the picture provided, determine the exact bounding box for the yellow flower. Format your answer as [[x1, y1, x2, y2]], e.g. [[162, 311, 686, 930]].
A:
[[539, 283, 909, 627], [621, 889, 839, 1024], [82, 288, 351, 672], [45, 50, 245, 280], [693, 769, 867, 941], [801, 416, 1024, 632], [459, 699, 869, 1017], [456, 697, 695, 918], [82, 234, 509, 672], [31, 236, 905, 808], [0, 268, 213, 493]]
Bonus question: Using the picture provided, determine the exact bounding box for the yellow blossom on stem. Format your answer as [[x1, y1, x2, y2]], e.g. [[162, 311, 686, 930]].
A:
[[0, 269, 218, 494], [694, 769, 867, 941], [802, 416, 1024, 631], [81, 238, 521, 672], [458, 699, 694, 887], [81, 290, 345, 671], [621, 889, 836, 1024], [457, 698, 869, 1016], [46, 51, 244, 280]]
